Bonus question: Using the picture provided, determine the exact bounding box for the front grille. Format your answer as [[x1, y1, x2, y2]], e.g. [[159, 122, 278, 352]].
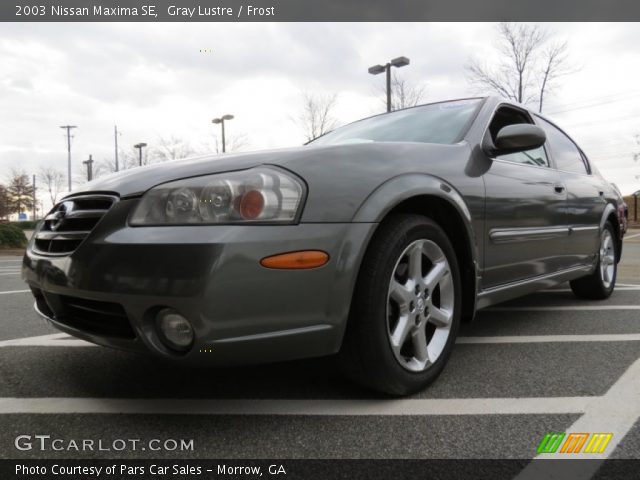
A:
[[33, 287, 135, 339], [34, 194, 118, 256]]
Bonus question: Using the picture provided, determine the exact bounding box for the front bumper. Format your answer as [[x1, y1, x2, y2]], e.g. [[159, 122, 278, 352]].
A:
[[23, 198, 376, 365]]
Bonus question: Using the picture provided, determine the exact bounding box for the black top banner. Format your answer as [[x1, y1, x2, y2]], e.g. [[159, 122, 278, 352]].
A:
[[4, 0, 640, 21]]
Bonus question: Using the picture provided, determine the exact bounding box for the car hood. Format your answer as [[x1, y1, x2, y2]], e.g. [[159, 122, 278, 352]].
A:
[[66, 141, 472, 222], [68, 146, 306, 198], [68, 142, 465, 200]]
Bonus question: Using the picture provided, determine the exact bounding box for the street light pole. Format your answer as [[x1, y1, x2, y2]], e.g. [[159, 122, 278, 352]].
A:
[[386, 65, 391, 113], [59, 125, 77, 191], [32, 174, 36, 220], [134, 143, 147, 166], [114, 125, 120, 172], [368, 56, 410, 112], [212, 114, 234, 153], [82, 154, 94, 181]]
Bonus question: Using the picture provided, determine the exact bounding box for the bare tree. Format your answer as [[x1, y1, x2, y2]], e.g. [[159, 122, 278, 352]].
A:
[[90, 148, 139, 181], [38, 166, 65, 206], [297, 92, 339, 142], [633, 134, 639, 163], [92, 138, 202, 180], [150, 136, 198, 162], [209, 132, 249, 154], [465, 23, 573, 112], [538, 41, 572, 113], [379, 73, 426, 111]]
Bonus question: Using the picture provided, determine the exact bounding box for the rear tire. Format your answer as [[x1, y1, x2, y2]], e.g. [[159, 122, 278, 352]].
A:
[[339, 214, 461, 396], [569, 221, 617, 300]]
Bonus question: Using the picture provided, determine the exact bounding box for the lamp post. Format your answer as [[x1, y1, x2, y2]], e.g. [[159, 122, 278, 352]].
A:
[[134, 142, 147, 166], [212, 114, 234, 153], [368, 56, 410, 112]]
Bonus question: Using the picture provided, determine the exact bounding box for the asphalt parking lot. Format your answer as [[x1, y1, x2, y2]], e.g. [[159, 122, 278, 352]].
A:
[[1, 232, 639, 471]]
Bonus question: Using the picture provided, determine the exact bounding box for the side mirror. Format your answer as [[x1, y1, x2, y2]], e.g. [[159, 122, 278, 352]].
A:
[[492, 124, 546, 155]]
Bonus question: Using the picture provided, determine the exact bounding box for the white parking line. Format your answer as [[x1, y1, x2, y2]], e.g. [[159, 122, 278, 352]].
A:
[[517, 357, 640, 479], [489, 305, 640, 312], [0, 289, 30, 295], [0, 396, 592, 416], [624, 232, 640, 240], [457, 334, 640, 344], [4, 333, 640, 349], [0, 273, 20, 276], [0, 333, 94, 348], [540, 287, 640, 292]]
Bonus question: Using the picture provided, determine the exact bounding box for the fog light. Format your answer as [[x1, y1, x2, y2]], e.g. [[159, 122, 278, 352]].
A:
[[156, 308, 194, 352]]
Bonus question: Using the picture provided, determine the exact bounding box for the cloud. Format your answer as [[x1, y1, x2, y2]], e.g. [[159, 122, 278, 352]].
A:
[[0, 22, 639, 199]]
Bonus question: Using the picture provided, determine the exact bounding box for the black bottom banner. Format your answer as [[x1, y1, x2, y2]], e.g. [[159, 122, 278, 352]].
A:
[[2, 459, 640, 480]]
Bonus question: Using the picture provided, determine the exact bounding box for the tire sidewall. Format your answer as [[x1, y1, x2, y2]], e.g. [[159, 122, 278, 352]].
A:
[[364, 217, 462, 392]]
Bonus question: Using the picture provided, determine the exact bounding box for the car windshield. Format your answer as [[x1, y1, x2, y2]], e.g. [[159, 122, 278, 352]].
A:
[[310, 98, 482, 146]]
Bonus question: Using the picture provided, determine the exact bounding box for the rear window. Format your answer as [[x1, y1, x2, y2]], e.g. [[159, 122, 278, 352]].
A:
[[310, 99, 482, 146]]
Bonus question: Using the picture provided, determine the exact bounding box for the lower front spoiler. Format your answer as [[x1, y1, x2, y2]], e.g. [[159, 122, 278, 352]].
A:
[[33, 300, 147, 354], [33, 299, 341, 366]]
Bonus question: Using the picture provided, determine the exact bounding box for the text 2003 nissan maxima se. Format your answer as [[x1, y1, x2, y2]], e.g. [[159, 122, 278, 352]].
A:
[[23, 97, 626, 395]]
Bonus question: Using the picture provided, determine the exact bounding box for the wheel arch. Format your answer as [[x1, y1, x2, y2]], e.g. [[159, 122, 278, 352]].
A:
[[601, 202, 622, 263], [352, 174, 480, 323]]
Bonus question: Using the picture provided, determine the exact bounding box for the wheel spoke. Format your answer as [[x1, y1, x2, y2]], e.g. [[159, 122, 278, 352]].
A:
[[424, 261, 447, 291], [604, 262, 612, 282], [412, 326, 428, 364], [390, 314, 412, 351], [389, 279, 412, 313], [407, 242, 423, 281], [428, 305, 452, 328]]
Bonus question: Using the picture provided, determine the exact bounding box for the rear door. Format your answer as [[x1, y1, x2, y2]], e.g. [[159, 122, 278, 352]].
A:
[[535, 116, 604, 265], [482, 105, 569, 288]]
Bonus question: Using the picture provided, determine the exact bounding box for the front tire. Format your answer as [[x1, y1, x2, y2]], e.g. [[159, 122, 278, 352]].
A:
[[570, 221, 617, 300], [340, 214, 461, 395]]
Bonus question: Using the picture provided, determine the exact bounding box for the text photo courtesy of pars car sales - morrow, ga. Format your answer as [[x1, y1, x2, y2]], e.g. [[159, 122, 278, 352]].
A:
[[1, 2, 640, 479]]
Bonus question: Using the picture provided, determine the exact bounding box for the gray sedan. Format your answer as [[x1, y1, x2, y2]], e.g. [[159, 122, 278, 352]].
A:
[[23, 97, 626, 394]]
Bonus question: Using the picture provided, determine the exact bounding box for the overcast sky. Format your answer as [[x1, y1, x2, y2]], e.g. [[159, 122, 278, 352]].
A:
[[1, 22, 639, 211]]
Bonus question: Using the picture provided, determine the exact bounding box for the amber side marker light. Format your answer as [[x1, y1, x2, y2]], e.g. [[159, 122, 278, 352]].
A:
[[260, 250, 329, 269]]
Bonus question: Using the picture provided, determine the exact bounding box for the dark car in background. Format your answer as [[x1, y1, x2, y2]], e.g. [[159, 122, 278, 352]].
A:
[[23, 97, 626, 394]]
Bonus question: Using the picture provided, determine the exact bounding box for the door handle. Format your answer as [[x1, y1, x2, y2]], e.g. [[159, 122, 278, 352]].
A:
[[553, 183, 566, 194]]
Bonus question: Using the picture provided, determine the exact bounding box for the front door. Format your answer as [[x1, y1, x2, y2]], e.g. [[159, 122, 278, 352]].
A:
[[482, 105, 569, 288]]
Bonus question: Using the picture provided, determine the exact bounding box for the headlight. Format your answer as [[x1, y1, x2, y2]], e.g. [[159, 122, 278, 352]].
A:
[[130, 167, 305, 225]]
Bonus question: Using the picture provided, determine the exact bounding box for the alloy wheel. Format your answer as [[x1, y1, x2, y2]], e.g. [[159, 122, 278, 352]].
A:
[[386, 239, 454, 372], [600, 229, 615, 289]]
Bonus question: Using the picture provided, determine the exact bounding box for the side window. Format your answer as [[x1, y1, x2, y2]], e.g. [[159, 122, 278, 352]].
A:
[[487, 107, 549, 167], [536, 117, 589, 174], [498, 146, 549, 168]]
